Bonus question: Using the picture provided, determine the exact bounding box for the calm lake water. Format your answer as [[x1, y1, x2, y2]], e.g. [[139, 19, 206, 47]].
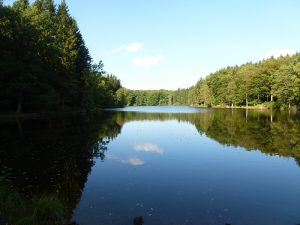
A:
[[1, 107, 300, 225]]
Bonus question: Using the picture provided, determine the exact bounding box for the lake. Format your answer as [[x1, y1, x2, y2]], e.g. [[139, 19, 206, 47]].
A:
[[1, 107, 300, 225]]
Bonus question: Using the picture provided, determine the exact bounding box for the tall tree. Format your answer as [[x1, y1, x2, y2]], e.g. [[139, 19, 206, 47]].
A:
[[273, 65, 299, 108], [225, 79, 237, 107], [56, 0, 78, 109], [12, 0, 29, 12], [33, 0, 56, 13]]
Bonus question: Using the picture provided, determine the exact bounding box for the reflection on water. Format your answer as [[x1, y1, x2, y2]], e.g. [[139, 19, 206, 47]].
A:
[[0, 113, 121, 224], [106, 105, 206, 113], [133, 142, 164, 154], [1, 108, 300, 225]]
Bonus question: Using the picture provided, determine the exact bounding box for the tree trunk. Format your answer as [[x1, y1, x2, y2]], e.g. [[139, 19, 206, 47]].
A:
[[168, 95, 173, 106], [246, 93, 248, 107], [271, 95, 273, 102], [270, 113, 273, 123]]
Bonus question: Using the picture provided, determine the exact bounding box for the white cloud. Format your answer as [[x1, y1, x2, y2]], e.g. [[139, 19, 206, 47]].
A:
[[126, 157, 145, 166], [133, 142, 164, 154], [103, 42, 144, 55], [126, 43, 144, 52], [263, 49, 296, 59], [106, 154, 144, 166], [132, 54, 164, 67]]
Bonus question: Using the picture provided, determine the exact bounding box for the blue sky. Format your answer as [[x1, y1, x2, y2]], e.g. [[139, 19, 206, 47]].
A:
[[4, 0, 300, 90]]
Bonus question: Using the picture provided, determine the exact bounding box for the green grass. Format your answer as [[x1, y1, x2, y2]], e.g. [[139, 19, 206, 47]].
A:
[[0, 181, 64, 225]]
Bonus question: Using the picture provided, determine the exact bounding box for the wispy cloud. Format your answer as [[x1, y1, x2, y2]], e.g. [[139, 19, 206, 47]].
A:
[[107, 154, 145, 166], [126, 157, 145, 166], [126, 43, 144, 52], [103, 42, 144, 55], [132, 54, 164, 67], [133, 142, 164, 154], [263, 49, 296, 59]]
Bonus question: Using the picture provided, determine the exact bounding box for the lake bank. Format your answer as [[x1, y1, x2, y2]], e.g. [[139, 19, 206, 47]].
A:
[[192, 103, 299, 111]]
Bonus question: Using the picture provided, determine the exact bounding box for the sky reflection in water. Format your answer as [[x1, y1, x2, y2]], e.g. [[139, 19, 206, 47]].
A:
[[72, 107, 300, 225]]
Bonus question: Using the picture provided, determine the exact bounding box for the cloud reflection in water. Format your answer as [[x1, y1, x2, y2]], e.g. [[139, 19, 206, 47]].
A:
[[107, 154, 145, 166], [133, 142, 164, 154]]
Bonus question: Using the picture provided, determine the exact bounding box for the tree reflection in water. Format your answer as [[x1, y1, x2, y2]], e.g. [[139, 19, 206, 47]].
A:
[[110, 109, 300, 165], [0, 109, 300, 224], [0, 112, 121, 225]]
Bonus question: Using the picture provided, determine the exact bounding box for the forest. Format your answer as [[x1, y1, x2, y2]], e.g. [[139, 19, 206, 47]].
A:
[[0, 0, 124, 113], [1, 1, 300, 112], [115, 88, 190, 106], [120, 53, 300, 109], [190, 53, 300, 109]]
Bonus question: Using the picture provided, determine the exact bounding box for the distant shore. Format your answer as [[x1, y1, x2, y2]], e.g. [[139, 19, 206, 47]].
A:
[[192, 104, 271, 110], [192, 103, 300, 112], [0, 104, 297, 122]]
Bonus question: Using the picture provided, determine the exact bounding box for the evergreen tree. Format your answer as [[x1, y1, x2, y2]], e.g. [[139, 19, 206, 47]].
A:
[[12, 0, 29, 12], [56, 0, 79, 109], [33, 0, 56, 13], [0, 0, 124, 112]]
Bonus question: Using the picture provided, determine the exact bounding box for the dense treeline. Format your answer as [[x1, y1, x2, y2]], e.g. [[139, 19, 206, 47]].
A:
[[190, 53, 300, 109], [117, 88, 190, 106], [121, 54, 300, 109], [0, 0, 122, 113]]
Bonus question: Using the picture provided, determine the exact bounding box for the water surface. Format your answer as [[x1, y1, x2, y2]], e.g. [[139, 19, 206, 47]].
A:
[[1, 107, 300, 225], [106, 105, 206, 113]]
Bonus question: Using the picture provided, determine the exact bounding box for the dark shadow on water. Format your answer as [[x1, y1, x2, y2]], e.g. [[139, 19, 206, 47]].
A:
[[0, 112, 121, 225]]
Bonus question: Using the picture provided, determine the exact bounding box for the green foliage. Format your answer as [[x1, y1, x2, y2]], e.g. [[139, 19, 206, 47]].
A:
[[29, 197, 64, 225], [272, 64, 300, 108], [0, 181, 64, 225], [120, 88, 190, 106], [190, 54, 300, 109], [0, 182, 25, 223], [83, 62, 122, 109], [0, 1, 123, 113], [190, 79, 213, 106], [123, 53, 300, 110]]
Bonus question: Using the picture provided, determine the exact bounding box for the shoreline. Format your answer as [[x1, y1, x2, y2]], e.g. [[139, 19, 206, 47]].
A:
[[192, 104, 271, 110], [0, 104, 297, 121]]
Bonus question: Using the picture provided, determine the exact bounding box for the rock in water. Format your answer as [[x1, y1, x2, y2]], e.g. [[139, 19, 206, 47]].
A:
[[133, 216, 144, 225]]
